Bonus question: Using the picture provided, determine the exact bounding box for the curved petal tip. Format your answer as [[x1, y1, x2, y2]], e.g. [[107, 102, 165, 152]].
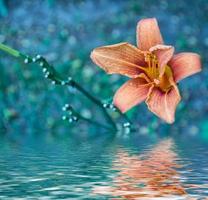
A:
[[137, 18, 164, 51], [169, 53, 202, 82], [146, 86, 181, 124]]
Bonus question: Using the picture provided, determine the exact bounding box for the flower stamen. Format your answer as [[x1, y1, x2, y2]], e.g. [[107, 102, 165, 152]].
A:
[[154, 79, 160, 85], [143, 53, 174, 92], [144, 53, 159, 81]]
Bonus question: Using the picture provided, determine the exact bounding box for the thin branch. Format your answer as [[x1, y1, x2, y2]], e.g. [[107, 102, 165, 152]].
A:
[[0, 43, 118, 130]]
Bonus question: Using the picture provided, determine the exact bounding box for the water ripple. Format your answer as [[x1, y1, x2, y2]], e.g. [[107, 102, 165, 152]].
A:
[[0, 135, 207, 199]]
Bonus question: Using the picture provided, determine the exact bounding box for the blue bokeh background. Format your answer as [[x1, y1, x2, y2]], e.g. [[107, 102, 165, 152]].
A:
[[0, 0, 208, 137]]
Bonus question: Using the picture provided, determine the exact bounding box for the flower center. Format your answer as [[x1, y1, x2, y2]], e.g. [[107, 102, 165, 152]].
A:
[[144, 53, 173, 92]]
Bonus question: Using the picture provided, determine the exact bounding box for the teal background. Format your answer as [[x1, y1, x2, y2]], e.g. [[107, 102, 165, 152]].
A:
[[0, 1, 208, 199], [0, 0, 207, 135]]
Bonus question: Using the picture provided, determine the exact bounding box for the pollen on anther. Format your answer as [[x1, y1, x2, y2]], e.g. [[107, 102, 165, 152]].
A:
[[154, 79, 160, 85]]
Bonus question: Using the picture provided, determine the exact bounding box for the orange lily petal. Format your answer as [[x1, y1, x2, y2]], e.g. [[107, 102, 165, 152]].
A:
[[169, 53, 202, 83], [90, 42, 145, 78], [113, 78, 153, 113], [137, 18, 164, 51], [146, 85, 181, 124], [150, 45, 175, 77]]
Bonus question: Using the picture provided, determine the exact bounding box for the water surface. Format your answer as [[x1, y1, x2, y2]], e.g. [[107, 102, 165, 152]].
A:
[[0, 132, 207, 199]]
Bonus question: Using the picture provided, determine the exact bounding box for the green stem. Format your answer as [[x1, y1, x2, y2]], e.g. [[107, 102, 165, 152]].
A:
[[71, 81, 117, 130], [0, 43, 117, 130], [76, 114, 112, 130], [80, 116, 112, 130], [0, 43, 20, 57], [103, 97, 132, 125], [116, 107, 132, 125], [63, 105, 113, 130]]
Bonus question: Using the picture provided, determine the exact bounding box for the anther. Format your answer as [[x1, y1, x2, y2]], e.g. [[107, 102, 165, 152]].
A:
[[154, 79, 160, 85]]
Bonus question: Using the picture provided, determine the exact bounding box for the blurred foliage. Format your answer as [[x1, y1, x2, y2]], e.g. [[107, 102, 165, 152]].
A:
[[0, 0, 207, 136]]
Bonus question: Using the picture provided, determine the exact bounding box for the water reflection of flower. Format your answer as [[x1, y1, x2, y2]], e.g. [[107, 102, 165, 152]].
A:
[[92, 139, 187, 199]]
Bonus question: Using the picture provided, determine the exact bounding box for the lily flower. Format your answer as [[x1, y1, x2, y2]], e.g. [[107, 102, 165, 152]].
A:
[[91, 18, 202, 123]]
